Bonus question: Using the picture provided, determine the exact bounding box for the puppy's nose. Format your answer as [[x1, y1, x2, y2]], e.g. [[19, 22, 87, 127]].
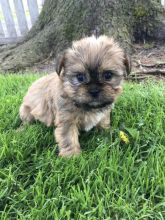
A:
[[89, 88, 100, 98]]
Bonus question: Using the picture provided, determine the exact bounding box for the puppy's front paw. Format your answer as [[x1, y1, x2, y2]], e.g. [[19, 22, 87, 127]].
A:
[[97, 123, 110, 130], [59, 147, 81, 157]]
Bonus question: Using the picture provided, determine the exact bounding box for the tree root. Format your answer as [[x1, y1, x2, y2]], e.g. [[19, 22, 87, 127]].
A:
[[131, 69, 165, 76], [126, 68, 165, 81], [136, 61, 165, 69]]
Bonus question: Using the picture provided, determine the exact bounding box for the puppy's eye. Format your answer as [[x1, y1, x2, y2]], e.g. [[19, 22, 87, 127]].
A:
[[76, 73, 86, 83], [103, 71, 113, 81]]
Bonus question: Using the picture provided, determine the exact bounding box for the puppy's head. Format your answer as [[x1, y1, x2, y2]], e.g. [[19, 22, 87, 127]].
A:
[[56, 35, 131, 110]]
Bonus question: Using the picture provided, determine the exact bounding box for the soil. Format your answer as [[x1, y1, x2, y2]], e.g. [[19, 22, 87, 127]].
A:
[[131, 40, 165, 82]]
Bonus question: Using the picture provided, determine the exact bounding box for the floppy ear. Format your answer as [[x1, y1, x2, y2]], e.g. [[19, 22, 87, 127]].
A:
[[123, 53, 132, 76], [55, 52, 65, 75]]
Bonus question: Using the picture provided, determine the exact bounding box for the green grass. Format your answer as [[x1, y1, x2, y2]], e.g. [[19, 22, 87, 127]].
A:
[[0, 74, 165, 220]]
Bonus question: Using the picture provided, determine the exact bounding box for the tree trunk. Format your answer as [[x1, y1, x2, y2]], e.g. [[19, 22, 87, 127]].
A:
[[0, 0, 163, 72]]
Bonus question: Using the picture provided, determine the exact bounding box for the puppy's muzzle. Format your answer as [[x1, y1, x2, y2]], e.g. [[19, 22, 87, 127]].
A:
[[89, 88, 100, 98]]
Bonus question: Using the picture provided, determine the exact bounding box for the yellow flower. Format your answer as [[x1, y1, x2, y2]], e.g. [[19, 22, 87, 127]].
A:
[[119, 131, 129, 144]]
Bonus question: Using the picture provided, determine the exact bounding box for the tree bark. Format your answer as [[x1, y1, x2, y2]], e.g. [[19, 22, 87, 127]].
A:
[[0, 0, 163, 72]]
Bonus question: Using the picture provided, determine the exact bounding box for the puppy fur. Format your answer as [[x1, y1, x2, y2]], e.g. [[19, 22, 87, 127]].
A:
[[20, 35, 130, 157]]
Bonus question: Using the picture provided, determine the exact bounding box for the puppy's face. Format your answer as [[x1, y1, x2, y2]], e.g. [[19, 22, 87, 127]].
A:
[[56, 35, 131, 110]]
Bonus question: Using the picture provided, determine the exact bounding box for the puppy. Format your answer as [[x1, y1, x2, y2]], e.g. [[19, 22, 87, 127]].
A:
[[20, 35, 131, 157]]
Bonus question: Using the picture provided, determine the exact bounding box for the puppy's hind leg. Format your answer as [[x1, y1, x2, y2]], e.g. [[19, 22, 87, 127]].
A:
[[19, 104, 34, 123]]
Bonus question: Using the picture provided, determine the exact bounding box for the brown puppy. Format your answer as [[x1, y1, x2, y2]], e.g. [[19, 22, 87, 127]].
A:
[[20, 35, 131, 157]]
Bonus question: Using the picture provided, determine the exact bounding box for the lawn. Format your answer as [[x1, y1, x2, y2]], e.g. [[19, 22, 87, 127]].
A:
[[0, 74, 165, 219]]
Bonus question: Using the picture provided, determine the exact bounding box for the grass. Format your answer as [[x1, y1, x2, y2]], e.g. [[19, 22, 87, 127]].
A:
[[0, 74, 165, 220]]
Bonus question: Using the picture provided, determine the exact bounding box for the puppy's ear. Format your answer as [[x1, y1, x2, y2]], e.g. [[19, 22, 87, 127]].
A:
[[123, 53, 131, 76], [55, 52, 65, 75]]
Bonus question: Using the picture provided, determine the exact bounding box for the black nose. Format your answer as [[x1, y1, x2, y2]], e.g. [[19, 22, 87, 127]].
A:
[[89, 88, 100, 98]]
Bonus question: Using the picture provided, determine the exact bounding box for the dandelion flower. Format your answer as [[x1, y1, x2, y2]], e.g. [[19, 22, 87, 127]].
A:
[[119, 131, 129, 144]]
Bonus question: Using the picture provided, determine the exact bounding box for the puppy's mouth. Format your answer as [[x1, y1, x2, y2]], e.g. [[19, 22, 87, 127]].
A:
[[74, 100, 113, 111]]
